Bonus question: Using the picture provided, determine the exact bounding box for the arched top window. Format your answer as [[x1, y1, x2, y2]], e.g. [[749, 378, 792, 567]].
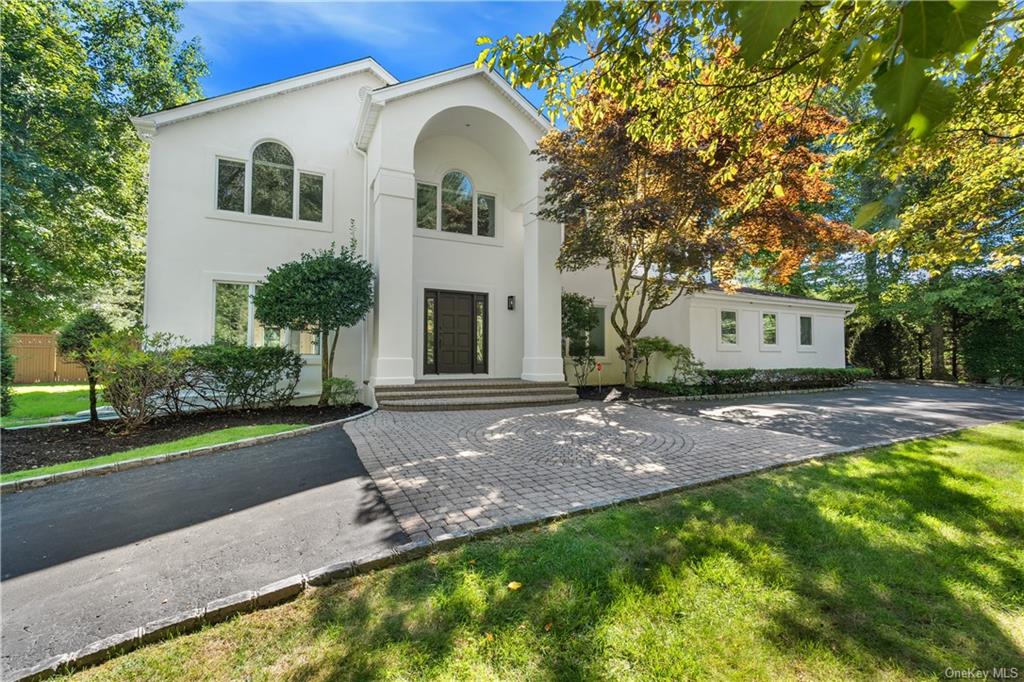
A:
[[441, 171, 473, 235], [215, 141, 324, 223], [251, 142, 294, 218]]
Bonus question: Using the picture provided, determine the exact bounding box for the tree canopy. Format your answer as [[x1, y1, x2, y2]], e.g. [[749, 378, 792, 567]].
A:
[[1, 0, 206, 332]]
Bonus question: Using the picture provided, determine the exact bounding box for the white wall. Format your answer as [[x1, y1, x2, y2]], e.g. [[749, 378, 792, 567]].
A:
[[144, 71, 384, 398], [562, 266, 851, 385]]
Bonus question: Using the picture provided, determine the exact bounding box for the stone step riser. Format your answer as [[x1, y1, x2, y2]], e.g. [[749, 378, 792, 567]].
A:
[[379, 388, 578, 401], [379, 397, 579, 412], [375, 381, 569, 394]]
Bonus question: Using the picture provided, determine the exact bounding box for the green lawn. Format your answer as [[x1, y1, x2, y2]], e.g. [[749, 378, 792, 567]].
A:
[[1, 383, 106, 427], [66, 421, 1024, 681], [1, 424, 307, 483]]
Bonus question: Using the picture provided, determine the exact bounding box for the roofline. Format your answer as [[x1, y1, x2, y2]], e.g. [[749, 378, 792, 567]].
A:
[[693, 287, 856, 313], [131, 57, 397, 136], [354, 64, 551, 150]]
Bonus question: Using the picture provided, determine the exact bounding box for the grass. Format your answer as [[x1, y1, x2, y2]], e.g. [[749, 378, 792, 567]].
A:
[[1, 383, 106, 427], [65, 421, 1024, 681], [0, 424, 308, 484]]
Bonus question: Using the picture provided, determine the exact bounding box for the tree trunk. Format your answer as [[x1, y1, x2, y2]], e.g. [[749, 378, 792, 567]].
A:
[[319, 330, 330, 407], [950, 312, 961, 381], [864, 250, 881, 307], [929, 321, 947, 379], [622, 337, 637, 388], [916, 334, 925, 380], [88, 373, 99, 423]]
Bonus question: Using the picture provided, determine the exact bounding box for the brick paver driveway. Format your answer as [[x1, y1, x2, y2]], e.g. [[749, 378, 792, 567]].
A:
[[347, 381, 1024, 541]]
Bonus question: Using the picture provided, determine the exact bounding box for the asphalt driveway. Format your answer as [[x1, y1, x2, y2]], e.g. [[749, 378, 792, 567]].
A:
[[639, 381, 1024, 447], [1, 424, 407, 677]]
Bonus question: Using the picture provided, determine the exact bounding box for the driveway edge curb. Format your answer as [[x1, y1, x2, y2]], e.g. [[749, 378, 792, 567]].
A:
[[12, 418, 1016, 681], [0, 408, 378, 495], [625, 384, 856, 404]]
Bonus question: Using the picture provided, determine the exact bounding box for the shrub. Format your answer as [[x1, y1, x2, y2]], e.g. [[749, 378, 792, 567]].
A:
[[645, 367, 872, 396], [185, 344, 303, 410], [323, 377, 358, 406], [850, 319, 914, 379], [632, 336, 676, 383], [1, 323, 14, 417], [58, 310, 113, 422], [962, 317, 1024, 384], [665, 343, 704, 384], [568, 337, 597, 387], [92, 330, 191, 432]]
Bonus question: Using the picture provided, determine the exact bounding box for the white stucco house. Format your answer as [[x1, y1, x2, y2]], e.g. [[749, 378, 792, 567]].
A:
[[132, 58, 853, 407]]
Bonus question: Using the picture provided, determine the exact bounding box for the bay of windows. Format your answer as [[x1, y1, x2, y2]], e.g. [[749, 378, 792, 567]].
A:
[[214, 282, 319, 355], [416, 171, 496, 238], [216, 141, 324, 223]]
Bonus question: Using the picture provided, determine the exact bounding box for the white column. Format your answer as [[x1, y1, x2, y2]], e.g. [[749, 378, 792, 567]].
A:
[[521, 198, 565, 382], [370, 168, 416, 386]]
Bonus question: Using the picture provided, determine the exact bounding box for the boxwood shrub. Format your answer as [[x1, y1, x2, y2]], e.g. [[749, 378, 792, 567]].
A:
[[644, 367, 872, 396]]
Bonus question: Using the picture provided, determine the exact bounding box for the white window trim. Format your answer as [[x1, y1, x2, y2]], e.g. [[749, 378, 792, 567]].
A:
[[717, 308, 741, 351], [209, 143, 332, 233], [759, 311, 781, 352], [798, 314, 816, 352], [414, 169, 500, 244], [211, 278, 322, 363]]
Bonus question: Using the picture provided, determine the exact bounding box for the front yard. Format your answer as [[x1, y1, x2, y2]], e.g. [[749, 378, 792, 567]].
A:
[[0, 383, 106, 427], [66, 421, 1023, 680]]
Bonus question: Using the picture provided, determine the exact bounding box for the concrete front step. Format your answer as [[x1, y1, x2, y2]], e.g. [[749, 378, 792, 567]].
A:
[[375, 379, 568, 394], [377, 392, 579, 412], [378, 386, 578, 401]]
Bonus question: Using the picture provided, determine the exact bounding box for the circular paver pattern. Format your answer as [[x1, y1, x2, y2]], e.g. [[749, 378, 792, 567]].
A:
[[458, 405, 695, 469]]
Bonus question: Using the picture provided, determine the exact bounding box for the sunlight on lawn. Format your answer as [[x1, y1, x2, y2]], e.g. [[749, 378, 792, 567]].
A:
[[2, 384, 106, 426], [67, 421, 1024, 681]]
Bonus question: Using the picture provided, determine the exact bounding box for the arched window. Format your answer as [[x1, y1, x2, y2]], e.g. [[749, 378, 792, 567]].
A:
[[441, 170, 473, 234], [251, 141, 294, 218]]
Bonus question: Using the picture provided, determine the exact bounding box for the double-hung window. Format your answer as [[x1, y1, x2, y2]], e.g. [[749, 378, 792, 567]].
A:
[[761, 312, 778, 348], [799, 315, 814, 348], [720, 310, 738, 346], [416, 170, 496, 238], [213, 281, 320, 356]]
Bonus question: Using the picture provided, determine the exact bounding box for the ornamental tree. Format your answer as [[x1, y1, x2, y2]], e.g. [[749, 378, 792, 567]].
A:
[[538, 94, 865, 387], [57, 309, 113, 422], [253, 243, 374, 406]]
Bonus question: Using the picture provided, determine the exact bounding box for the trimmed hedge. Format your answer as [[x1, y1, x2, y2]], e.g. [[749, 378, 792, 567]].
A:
[[643, 367, 872, 396]]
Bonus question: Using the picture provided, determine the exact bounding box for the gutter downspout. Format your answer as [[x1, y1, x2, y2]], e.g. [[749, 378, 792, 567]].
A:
[[352, 140, 372, 405]]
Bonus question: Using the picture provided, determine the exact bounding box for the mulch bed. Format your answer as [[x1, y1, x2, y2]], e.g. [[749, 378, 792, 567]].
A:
[[1, 404, 369, 474], [576, 385, 674, 401]]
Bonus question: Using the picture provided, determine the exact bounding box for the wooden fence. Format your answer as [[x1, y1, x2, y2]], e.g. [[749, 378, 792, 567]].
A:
[[11, 334, 89, 384]]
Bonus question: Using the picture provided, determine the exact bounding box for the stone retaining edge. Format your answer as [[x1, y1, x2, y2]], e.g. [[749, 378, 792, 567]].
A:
[[12, 417, 1013, 682], [625, 384, 856, 404], [0, 408, 378, 495]]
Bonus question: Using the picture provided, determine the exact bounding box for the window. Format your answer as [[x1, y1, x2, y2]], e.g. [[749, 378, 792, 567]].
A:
[[215, 141, 324, 223], [475, 297, 487, 366], [441, 171, 473, 234], [477, 194, 496, 237], [417, 171, 495, 238], [720, 310, 738, 345], [217, 159, 245, 212], [299, 173, 323, 222], [762, 312, 777, 346], [800, 315, 814, 346], [416, 182, 437, 230], [590, 306, 606, 356], [251, 142, 294, 218], [213, 281, 319, 355]]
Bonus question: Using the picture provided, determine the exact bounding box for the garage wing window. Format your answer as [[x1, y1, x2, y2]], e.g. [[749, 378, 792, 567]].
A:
[[214, 281, 319, 355], [800, 315, 814, 346], [762, 313, 777, 346], [720, 310, 738, 345]]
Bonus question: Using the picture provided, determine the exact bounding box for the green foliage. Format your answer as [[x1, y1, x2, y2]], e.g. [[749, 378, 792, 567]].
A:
[[962, 318, 1024, 385], [185, 344, 302, 411], [850, 319, 915, 380], [323, 377, 359, 407], [1, 0, 206, 332], [253, 243, 373, 406], [647, 367, 872, 396], [560, 291, 599, 348], [633, 336, 675, 382], [92, 329, 191, 432], [665, 343, 704, 385], [58, 309, 114, 421], [567, 337, 597, 387], [0, 323, 14, 416]]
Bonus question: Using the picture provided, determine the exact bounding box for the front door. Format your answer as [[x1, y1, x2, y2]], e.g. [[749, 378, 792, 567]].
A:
[[425, 290, 487, 374]]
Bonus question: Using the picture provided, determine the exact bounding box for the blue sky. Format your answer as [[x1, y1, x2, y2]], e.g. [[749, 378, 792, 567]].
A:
[[179, 1, 565, 108]]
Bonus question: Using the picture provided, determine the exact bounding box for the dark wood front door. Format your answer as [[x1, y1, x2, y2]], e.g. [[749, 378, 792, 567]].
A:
[[425, 290, 487, 374]]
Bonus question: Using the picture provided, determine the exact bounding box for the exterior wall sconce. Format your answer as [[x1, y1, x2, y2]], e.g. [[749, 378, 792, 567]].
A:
[[507, 295, 515, 311]]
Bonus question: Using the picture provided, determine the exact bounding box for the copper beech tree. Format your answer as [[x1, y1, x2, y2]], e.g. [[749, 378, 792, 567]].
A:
[[536, 94, 867, 387]]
